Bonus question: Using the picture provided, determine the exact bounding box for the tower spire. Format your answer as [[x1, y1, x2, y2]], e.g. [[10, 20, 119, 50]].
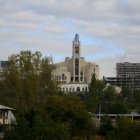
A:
[[74, 33, 79, 42]]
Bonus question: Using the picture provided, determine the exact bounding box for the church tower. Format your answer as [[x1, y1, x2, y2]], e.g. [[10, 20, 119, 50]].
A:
[[72, 33, 81, 83], [52, 33, 99, 92]]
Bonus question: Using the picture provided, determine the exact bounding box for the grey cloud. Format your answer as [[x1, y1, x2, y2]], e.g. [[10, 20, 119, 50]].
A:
[[0, 0, 140, 78]]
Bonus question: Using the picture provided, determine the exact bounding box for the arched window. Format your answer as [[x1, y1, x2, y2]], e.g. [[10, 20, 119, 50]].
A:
[[57, 76, 59, 81], [85, 87, 88, 92], [62, 74, 65, 80], [59, 75, 61, 80], [77, 87, 80, 92], [66, 87, 68, 92]]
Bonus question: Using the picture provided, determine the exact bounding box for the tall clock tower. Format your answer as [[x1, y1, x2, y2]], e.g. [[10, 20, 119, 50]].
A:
[[72, 33, 81, 83]]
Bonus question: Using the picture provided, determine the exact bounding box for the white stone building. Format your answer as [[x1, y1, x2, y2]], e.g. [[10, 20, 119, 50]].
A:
[[52, 34, 99, 92]]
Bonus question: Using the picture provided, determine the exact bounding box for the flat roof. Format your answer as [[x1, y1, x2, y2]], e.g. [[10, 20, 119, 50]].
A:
[[0, 105, 15, 110]]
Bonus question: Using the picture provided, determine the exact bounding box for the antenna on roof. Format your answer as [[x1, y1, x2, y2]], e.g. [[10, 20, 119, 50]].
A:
[[120, 53, 127, 63]]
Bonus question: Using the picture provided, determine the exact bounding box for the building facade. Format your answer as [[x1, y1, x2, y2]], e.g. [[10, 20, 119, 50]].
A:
[[0, 61, 8, 79], [116, 62, 140, 78], [52, 34, 99, 92], [105, 62, 140, 89]]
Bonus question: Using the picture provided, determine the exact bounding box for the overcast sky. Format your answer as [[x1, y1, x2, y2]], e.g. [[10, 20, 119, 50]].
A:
[[0, 0, 140, 78]]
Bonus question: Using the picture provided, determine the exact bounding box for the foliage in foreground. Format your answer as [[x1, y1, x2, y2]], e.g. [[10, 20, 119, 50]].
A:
[[3, 94, 95, 140], [0, 50, 95, 140], [0, 50, 140, 140]]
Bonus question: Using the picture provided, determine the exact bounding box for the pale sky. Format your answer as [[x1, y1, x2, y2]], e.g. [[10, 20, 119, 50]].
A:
[[0, 0, 140, 78]]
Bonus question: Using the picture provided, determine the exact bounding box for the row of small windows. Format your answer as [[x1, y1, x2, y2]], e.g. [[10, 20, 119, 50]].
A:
[[52, 74, 67, 81], [119, 73, 140, 77], [118, 69, 140, 72], [118, 67, 140, 69], [61, 86, 88, 92]]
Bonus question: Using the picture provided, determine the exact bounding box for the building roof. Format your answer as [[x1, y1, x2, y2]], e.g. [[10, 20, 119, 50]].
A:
[[0, 61, 9, 68], [0, 105, 15, 110]]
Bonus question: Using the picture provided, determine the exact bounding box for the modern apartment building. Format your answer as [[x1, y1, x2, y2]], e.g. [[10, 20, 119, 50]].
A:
[[105, 62, 140, 89], [52, 34, 99, 92], [116, 62, 140, 78]]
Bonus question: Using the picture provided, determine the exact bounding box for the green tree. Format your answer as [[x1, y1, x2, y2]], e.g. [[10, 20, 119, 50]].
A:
[[4, 94, 95, 140], [0, 50, 56, 109], [121, 86, 137, 111], [98, 116, 113, 136], [103, 85, 116, 101], [101, 85, 117, 113], [121, 86, 133, 101], [108, 117, 140, 140], [0, 51, 97, 139], [133, 89, 140, 113], [86, 74, 105, 113], [43, 94, 95, 139], [4, 109, 71, 140]]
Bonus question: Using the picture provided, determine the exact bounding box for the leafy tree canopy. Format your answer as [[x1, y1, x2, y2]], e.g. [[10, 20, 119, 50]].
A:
[[0, 50, 58, 109]]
